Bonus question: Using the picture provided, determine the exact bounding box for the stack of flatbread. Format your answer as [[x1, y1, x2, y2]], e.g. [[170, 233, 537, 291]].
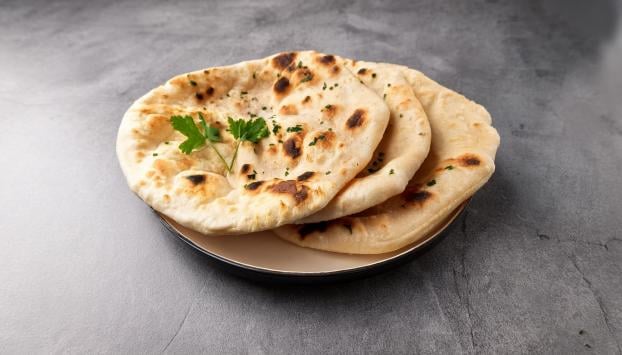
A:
[[117, 51, 500, 254]]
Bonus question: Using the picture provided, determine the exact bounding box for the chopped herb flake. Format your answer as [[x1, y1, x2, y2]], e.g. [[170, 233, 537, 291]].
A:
[[322, 82, 327, 90], [427, 179, 436, 187], [189, 80, 197, 86], [286, 124, 303, 133], [272, 121, 281, 135], [445, 165, 454, 170], [389, 169, 395, 175], [308, 134, 326, 146]]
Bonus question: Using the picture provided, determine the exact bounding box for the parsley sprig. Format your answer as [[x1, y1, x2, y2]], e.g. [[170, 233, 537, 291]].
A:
[[170, 113, 228, 170], [226, 116, 269, 170], [170, 114, 269, 173]]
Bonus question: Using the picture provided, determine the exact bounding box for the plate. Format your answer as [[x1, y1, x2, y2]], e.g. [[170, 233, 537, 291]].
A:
[[158, 200, 469, 283]]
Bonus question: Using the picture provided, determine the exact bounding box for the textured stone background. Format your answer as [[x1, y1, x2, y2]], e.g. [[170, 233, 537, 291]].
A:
[[1, 0, 621, 353]]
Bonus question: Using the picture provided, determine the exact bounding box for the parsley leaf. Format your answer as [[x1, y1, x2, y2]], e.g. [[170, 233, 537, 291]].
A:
[[170, 115, 207, 154], [227, 116, 269, 170], [228, 117, 269, 143], [199, 114, 221, 143]]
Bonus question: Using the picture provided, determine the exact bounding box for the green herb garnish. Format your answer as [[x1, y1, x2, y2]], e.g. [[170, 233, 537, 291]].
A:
[[170, 114, 268, 173], [272, 120, 281, 135], [445, 165, 454, 170], [300, 74, 312, 83], [227, 116, 269, 170], [170, 113, 229, 170], [389, 169, 394, 175], [322, 82, 327, 90], [189, 80, 197, 86], [308, 134, 326, 146], [426, 179, 436, 187], [286, 124, 303, 133]]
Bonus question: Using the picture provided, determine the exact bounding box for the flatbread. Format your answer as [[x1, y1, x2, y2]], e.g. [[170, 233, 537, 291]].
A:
[[274, 67, 500, 254], [299, 61, 431, 223], [116, 51, 390, 234]]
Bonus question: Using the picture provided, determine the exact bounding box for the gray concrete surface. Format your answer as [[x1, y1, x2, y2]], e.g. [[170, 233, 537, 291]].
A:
[[1, 0, 621, 353]]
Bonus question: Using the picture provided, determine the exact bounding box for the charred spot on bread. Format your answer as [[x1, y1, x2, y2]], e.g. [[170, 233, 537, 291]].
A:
[[270, 180, 309, 204], [459, 154, 481, 167], [186, 175, 206, 185], [195, 93, 204, 100], [318, 54, 335, 65], [297, 171, 314, 181], [357, 68, 367, 75], [272, 52, 297, 70], [346, 109, 366, 128], [206, 86, 215, 96], [240, 164, 251, 174], [273, 77, 291, 96], [402, 184, 432, 205], [322, 104, 338, 119], [298, 221, 329, 239], [283, 137, 302, 159], [244, 181, 264, 191], [296, 68, 314, 84], [279, 104, 298, 115]]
